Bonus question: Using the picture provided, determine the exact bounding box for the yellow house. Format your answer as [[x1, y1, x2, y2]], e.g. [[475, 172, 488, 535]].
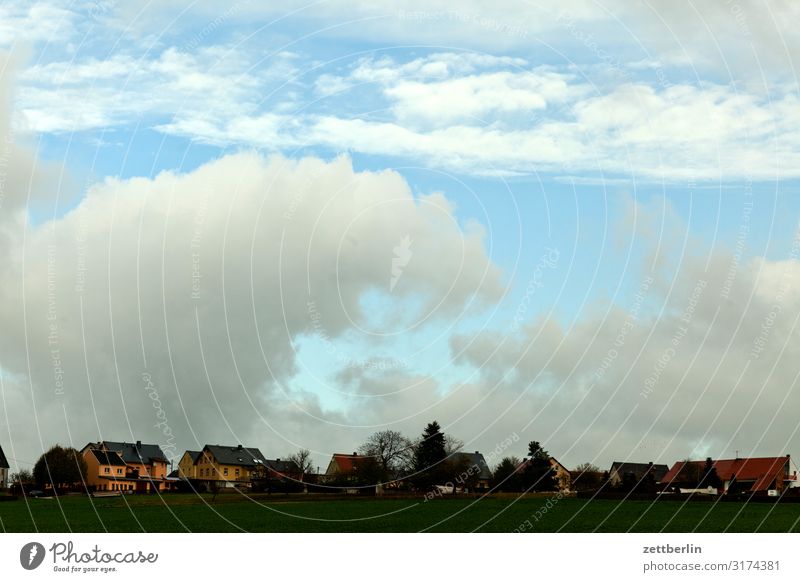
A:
[[178, 450, 201, 479], [81, 440, 170, 493], [82, 447, 132, 492], [195, 444, 267, 489]]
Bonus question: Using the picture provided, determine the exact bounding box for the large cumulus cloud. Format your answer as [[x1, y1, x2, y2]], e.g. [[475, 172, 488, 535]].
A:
[[0, 53, 503, 468]]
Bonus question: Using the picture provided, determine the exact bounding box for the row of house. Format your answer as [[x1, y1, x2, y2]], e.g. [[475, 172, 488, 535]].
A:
[[1, 439, 797, 496], [82, 442, 306, 493], [602, 457, 798, 495]]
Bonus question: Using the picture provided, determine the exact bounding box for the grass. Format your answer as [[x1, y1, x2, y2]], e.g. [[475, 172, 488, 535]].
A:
[[1, 493, 799, 533]]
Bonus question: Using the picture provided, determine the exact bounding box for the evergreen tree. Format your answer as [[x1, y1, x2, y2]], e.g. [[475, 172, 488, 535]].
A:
[[698, 458, 722, 490], [491, 456, 522, 492], [412, 421, 448, 490], [521, 441, 557, 492]]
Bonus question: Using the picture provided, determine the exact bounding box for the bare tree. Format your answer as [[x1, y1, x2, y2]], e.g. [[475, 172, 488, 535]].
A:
[[572, 462, 602, 491], [358, 430, 414, 478], [288, 448, 314, 481], [11, 469, 33, 484], [444, 435, 464, 456]]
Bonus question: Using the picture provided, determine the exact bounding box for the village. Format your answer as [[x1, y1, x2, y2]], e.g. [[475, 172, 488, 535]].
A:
[[1, 421, 798, 502]]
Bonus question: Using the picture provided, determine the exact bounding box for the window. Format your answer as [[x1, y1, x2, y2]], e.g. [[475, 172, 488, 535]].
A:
[[117, 468, 122, 475], [104, 467, 110, 474], [224, 467, 228, 476], [235, 468, 240, 477]]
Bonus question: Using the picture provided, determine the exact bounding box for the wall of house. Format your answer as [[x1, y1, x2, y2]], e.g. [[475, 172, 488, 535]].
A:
[[81, 450, 126, 491], [549, 460, 572, 491], [0, 467, 7, 488], [118, 459, 168, 490], [125, 460, 168, 480], [195, 454, 253, 484], [178, 455, 196, 479]]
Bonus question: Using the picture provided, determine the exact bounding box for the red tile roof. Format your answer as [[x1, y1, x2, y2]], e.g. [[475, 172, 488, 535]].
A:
[[330, 453, 370, 473], [662, 456, 790, 492]]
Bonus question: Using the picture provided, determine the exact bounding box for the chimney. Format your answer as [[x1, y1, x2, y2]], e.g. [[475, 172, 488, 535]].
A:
[[136, 440, 141, 449], [475, 451, 479, 455], [353, 452, 357, 456], [237, 444, 243, 450]]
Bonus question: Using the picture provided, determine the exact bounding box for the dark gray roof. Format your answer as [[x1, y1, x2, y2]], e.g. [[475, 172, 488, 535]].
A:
[[90, 449, 126, 466], [203, 445, 267, 467], [183, 450, 202, 464], [451, 452, 492, 481], [103, 441, 168, 465], [610, 462, 669, 482], [265, 459, 300, 474], [166, 469, 181, 479], [0, 444, 8, 469]]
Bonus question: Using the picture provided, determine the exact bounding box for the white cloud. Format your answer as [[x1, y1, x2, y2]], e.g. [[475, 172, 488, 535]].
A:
[[14, 46, 281, 133], [446, 207, 800, 467], [385, 70, 580, 126], [15, 43, 800, 181], [0, 1, 76, 46], [0, 56, 506, 469]]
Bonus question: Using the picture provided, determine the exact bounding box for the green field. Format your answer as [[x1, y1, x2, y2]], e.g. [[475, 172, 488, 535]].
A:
[[1, 494, 799, 533]]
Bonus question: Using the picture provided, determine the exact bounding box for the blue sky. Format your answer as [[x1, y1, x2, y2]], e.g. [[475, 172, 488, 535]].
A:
[[2, 1, 800, 471]]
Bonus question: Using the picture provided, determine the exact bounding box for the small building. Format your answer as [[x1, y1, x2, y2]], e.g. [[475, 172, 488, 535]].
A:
[[608, 461, 669, 487], [322, 452, 381, 493], [195, 444, 268, 489], [0, 444, 9, 489], [81, 440, 169, 492], [324, 452, 371, 478], [177, 450, 202, 480], [661, 456, 796, 494]]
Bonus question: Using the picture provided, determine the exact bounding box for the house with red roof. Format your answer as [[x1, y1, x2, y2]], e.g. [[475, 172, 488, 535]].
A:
[[322, 452, 381, 493], [661, 456, 797, 495], [325, 452, 371, 477]]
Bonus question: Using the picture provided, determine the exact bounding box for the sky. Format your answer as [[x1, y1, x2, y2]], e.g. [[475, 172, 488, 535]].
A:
[[1, 0, 800, 475]]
